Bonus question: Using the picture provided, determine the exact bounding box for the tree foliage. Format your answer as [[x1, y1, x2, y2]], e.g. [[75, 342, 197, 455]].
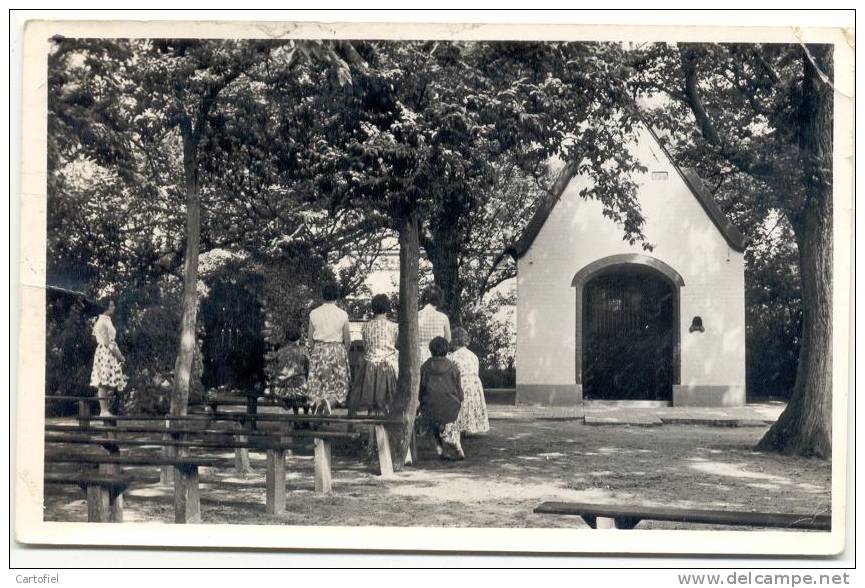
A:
[[46, 38, 829, 459]]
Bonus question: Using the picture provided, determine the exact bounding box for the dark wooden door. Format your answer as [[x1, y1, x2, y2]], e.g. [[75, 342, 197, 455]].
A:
[[201, 279, 266, 391], [582, 268, 674, 401]]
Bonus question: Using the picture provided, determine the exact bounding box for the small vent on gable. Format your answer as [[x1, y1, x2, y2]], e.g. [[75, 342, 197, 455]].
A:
[[651, 171, 669, 181]]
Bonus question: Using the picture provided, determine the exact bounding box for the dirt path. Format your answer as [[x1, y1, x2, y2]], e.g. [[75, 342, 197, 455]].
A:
[[44, 419, 831, 529]]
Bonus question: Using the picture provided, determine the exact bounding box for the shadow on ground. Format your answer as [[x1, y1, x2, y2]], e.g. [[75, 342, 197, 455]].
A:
[[44, 419, 830, 530]]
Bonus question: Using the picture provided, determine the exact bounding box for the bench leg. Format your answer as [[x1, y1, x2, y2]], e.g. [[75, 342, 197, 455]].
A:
[[614, 517, 641, 529], [283, 432, 294, 458], [109, 487, 124, 523], [408, 425, 419, 466], [235, 447, 251, 475], [582, 515, 641, 530], [99, 460, 123, 523], [86, 432, 118, 522], [374, 425, 395, 479], [595, 516, 617, 529], [234, 425, 252, 475], [314, 439, 332, 494], [161, 433, 175, 485], [266, 449, 286, 515], [78, 399, 91, 428], [86, 484, 111, 523], [174, 464, 201, 524]]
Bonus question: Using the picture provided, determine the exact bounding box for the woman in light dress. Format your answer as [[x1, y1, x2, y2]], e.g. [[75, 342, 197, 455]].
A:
[[349, 294, 399, 414], [89, 300, 127, 417], [307, 282, 352, 415], [447, 326, 490, 438], [417, 285, 451, 365]]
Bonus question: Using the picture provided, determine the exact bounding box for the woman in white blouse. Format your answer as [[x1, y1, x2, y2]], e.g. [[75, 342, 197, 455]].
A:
[[89, 300, 127, 417], [307, 282, 352, 415]]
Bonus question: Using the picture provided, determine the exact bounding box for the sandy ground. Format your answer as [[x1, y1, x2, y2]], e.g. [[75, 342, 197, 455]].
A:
[[44, 418, 831, 530]]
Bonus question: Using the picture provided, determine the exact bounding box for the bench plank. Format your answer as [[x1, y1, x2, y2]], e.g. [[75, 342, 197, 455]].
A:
[[533, 502, 831, 531], [45, 424, 360, 440], [45, 453, 233, 469], [45, 434, 309, 452], [84, 413, 401, 425]]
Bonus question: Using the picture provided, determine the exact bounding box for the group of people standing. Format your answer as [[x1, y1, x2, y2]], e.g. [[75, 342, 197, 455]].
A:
[[87, 281, 491, 461], [272, 283, 490, 459]]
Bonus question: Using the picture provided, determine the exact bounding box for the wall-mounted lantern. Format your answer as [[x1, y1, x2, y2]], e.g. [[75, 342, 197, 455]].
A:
[[689, 316, 705, 333]]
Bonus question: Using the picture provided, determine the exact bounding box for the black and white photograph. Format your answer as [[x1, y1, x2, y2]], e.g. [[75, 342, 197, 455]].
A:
[[12, 13, 853, 560]]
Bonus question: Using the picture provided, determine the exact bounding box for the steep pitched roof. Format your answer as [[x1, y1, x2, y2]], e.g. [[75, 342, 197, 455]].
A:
[[507, 130, 748, 259]]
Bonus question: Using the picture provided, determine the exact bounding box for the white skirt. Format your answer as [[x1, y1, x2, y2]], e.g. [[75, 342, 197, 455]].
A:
[[90, 344, 127, 390]]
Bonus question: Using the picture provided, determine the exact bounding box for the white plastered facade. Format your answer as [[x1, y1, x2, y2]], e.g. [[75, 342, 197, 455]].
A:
[[515, 128, 746, 406]]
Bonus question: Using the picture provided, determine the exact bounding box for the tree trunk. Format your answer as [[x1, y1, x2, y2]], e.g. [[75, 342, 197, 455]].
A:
[[170, 131, 202, 417], [387, 212, 421, 470], [427, 224, 464, 324], [756, 45, 833, 458], [756, 198, 832, 457]]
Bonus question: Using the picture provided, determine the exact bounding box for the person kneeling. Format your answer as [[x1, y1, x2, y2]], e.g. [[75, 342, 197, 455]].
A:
[[418, 336, 465, 460]]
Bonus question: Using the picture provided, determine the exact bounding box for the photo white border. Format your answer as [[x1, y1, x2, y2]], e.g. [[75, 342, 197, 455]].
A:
[[12, 14, 854, 558]]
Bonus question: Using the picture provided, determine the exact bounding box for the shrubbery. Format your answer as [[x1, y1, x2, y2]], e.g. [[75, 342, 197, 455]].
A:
[[45, 290, 99, 416]]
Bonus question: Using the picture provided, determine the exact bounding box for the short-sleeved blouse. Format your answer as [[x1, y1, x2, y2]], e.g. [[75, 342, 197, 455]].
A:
[[363, 317, 398, 364], [93, 315, 117, 347], [418, 305, 450, 345], [309, 303, 350, 344]]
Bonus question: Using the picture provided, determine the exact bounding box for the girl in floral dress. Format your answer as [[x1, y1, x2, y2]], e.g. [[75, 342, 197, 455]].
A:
[[271, 325, 310, 413], [89, 300, 127, 417], [447, 327, 490, 438], [349, 294, 399, 414]]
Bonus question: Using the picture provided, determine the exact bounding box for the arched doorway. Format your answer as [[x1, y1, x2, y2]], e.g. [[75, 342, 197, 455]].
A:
[[572, 254, 682, 402]]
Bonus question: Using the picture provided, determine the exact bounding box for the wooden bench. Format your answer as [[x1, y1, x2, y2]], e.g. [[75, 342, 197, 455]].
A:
[[533, 502, 832, 531], [44, 471, 159, 523], [48, 395, 400, 483], [84, 412, 401, 479], [47, 422, 356, 486], [46, 449, 233, 523], [45, 423, 358, 441], [46, 428, 342, 516]]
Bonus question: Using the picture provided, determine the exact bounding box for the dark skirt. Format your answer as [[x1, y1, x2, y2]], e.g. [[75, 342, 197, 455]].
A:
[[349, 359, 397, 412]]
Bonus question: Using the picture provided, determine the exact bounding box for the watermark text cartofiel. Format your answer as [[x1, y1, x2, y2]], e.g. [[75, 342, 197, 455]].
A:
[[678, 573, 851, 586], [15, 574, 60, 584]]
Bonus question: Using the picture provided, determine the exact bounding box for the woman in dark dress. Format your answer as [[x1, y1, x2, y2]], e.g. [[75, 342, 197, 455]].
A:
[[349, 294, 399, 414]]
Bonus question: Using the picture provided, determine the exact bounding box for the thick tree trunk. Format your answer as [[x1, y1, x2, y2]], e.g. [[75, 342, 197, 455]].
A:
[[387, 212, 421, 470], [427, 224, 463, 324], [756, 200, 832, 457], [170, 132, 202, 417], [756, 45, 833, 458]]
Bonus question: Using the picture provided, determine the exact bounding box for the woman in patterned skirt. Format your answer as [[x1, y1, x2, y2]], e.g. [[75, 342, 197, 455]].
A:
[[349, 294, 399, 414], [89, 299, 127, 417], [447, 326, 490, 437], [307, 282, 351, 415]]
